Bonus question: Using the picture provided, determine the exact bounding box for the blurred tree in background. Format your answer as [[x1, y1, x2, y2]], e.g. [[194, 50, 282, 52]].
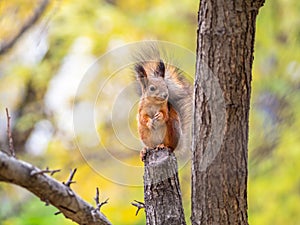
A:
[[0, 0, 299, 224]]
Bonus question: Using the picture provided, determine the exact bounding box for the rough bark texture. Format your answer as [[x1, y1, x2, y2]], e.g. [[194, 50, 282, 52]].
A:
[[192, 0, 265, 225], [0, 151, 111, 225], [144, 147, 186, 225]]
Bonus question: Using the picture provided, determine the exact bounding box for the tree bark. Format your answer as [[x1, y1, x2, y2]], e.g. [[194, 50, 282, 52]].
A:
[[0, 151, 112, 225], [143, 147, 186, 225], [192, 1, 265, 225]]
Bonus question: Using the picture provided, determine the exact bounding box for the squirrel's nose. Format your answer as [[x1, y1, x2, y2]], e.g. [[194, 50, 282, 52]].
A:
[[161, 93, 168, 99]]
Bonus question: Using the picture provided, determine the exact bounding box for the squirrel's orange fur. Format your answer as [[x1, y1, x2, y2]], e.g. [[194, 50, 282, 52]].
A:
[[135, 59, 182, 160], [134, 45, 193, 161]]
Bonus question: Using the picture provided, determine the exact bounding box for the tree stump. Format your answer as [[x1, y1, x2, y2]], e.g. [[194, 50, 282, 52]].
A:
[[143, 147, 186, 225]]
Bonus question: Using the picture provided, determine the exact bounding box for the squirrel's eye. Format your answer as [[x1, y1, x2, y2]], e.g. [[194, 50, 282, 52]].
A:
[[149, 85, 156, 91]]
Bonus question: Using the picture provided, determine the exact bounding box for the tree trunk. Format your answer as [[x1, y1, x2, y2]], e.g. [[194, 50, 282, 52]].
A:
[[192, 1, 265, 225], [143, 147, 186, 225]]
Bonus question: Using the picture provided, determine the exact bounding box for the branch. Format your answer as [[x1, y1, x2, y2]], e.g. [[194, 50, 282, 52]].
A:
[[5, 108, 15, 157], [30, 167, 61, 176], [93, 187, 109, 214], [63, 168, 77, 188], [131, 200, 145, 216], [0, 0, 50, 55], [0, 151, 112, 225]]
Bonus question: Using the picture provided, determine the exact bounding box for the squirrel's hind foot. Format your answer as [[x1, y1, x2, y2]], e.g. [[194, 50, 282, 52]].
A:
[[140, 147, 148, 162], [156, 143, 166, 149]]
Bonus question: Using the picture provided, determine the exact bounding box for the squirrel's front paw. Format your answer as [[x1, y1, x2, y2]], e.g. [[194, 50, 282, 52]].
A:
[[153, 112, 163, 121], [156, 143, 166, 150], [146, 112, 164, 130], [150, 112, 164, 129]]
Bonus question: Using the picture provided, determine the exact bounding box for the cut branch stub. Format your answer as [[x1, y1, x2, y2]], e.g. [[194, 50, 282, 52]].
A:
[[143, 147, 186, 225]]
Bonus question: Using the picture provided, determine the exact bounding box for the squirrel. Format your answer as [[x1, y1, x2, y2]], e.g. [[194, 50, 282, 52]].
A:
[[134, 46, 193, 161]]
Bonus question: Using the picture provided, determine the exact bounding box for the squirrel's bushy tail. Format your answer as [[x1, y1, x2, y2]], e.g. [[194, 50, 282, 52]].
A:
[[165, 67, 193, 156]]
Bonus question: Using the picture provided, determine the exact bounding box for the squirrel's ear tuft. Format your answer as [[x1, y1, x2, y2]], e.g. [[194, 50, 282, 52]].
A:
[[135, 63, 148, 89], [135, 64, 147, 79], [155, 60, 165, 78]]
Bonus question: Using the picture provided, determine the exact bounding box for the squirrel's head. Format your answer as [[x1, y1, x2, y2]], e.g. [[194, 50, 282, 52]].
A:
[[135, 60, 169, 102]]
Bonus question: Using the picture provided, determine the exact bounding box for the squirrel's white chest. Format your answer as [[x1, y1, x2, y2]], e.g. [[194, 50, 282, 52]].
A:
[[146, 125, 167, 148], [146, 105, 160, 117]]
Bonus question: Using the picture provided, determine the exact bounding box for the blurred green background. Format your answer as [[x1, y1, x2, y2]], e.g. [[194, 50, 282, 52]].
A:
[[0, 0, 299, 224]]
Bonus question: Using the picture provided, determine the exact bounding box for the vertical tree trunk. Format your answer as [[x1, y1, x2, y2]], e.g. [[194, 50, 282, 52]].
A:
[[192, 1, 265, 225], [144, 147, 186, 225]]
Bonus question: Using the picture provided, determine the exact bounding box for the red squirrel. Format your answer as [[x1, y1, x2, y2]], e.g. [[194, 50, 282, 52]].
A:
[[134, 48, 193, 161]]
